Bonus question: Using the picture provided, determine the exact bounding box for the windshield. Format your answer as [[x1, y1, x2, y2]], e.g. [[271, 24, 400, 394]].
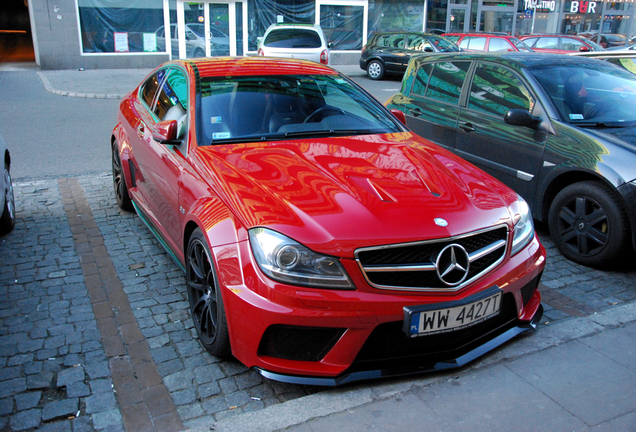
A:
[[199, 74, 402, 144], [529, 63, 636, 126]]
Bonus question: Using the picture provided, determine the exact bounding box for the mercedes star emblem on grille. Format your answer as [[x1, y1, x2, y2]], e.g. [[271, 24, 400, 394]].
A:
[[435, 244, 470, 286]]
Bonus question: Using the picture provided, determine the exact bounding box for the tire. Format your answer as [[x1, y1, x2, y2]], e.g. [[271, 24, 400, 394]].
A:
[[186, 228, 231, 358], [111, 140, 133, 211], [193, 48, 205, 58], [367, 60, 385, 80], [548, 181, 628, 267], [0, 160, 15, 236]]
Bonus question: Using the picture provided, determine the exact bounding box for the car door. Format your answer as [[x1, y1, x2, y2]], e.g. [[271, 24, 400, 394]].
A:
[[133, 67, 189, 250], [455, 61, 547, 202], [404, 60, 471, 151]]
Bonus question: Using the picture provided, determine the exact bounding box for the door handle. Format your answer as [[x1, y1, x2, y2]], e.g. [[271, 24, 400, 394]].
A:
[[137, 123, 145, 139], [409, 108, 423, 117], [459, 121, 475, 133]]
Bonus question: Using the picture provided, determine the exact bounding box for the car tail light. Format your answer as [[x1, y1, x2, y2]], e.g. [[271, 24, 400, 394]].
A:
[[258, 48, 264, 56], [320, 49, 328, 65]]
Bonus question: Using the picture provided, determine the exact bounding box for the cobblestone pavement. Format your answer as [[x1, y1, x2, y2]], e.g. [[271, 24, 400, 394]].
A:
[[1, 173, 635, 431]]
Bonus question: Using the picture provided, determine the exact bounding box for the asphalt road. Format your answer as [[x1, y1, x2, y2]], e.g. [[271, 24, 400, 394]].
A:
[[0, 71, 123, 180], [0, 67, 401, 181]]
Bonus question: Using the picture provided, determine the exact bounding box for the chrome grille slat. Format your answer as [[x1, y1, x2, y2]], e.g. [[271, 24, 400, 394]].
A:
[[355, 225, 508, 292]]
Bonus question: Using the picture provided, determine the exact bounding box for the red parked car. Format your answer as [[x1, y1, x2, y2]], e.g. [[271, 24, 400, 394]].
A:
[[111, 57, 545, 385], [443, 32, 533, 52], [520, 34, 604, 53]]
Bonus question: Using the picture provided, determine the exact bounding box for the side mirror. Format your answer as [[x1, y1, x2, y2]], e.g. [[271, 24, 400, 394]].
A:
[[504, 109, 541, 129], [152, 120, 181, 144], [390, 109, 407, 125], [579, 46, 590, 52], [328, 42, 334, 49], [424, 46, 434, 52]]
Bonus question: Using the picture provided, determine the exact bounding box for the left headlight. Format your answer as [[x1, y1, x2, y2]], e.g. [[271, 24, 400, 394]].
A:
[[249, 227, 354, 289], [511, 195, 535, 257]]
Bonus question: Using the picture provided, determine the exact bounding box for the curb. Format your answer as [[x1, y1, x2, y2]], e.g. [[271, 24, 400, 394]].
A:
[[190, 302, 636, 432], [36, 71, 124, 99]]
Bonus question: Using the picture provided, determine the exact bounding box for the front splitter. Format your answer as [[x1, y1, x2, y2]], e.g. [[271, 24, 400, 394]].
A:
[[255, 304, 543, 387]]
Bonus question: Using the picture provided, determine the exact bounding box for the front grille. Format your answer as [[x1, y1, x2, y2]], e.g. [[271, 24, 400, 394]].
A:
[[347, 292, 518, 373], [355, 225, 508, 291]]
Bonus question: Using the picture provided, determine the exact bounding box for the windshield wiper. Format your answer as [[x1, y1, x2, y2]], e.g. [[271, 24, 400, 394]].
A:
[[210, 129, 385, 145]]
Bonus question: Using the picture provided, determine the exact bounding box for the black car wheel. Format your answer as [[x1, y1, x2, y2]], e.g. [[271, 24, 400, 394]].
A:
[[112, 141, 133, 211], [548, 181, 628, 267], [186, 228, 231, 357], [0, 160, 15, 236], [367, 60, 385, 80]]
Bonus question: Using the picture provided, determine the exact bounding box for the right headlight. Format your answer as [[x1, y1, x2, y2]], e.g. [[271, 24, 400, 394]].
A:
[[511, 195, 535, 257], [249, 227, 354, 289]]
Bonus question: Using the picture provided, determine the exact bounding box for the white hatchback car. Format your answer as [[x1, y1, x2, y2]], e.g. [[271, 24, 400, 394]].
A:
[[1, 133, 15, 236], [258, 23, 331, 65]]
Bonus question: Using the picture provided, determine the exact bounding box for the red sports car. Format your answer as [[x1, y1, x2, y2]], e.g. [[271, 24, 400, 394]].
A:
[[111, 57, 545, 385]]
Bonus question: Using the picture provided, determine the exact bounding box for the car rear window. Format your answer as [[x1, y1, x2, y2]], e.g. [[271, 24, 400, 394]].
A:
[[264, 29, 322, 48]]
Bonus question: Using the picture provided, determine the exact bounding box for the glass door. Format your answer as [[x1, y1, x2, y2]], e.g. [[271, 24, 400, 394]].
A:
[[448, 7, 470, 32], [176, 1, 246, 58]]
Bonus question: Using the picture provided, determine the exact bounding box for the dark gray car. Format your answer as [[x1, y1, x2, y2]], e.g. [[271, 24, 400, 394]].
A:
[[387, 53, 636, 267]]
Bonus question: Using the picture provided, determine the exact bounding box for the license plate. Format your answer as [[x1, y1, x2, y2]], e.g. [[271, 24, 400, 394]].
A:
[[404, 289, 502, 337]]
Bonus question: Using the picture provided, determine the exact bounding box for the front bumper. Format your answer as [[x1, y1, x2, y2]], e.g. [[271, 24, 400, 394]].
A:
[[214, 234, 545, 385]]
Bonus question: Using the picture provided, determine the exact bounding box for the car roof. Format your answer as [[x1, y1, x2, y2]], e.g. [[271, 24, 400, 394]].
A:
[[443, 32, 512, 37], [175, 57, 338, 78], [410, 52, 613, 69]]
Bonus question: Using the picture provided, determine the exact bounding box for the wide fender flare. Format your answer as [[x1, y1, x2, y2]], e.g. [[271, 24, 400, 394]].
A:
[[112, 123, 135, 188]]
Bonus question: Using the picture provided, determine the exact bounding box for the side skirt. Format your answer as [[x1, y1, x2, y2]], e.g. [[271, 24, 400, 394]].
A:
[[132, 201, 186, 273]]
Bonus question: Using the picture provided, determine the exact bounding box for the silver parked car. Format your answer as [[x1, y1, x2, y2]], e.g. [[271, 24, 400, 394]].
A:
[[258, 23, 331, 65], [0, 133, 15, 236]]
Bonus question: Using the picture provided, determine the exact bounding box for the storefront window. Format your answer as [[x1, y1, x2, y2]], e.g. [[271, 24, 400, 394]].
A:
[[320, 5, 364, 49], [368, 0, 425, 35], [247, 0, 315, 51], [78, 0, 166, 53]]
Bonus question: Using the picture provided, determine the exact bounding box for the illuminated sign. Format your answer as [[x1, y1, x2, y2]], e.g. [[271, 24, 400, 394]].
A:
[[524, 0, 556, 11], [570, 1, 598, 13]]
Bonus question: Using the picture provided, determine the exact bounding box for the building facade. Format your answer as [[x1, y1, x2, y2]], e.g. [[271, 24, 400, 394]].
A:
[[27, 0, 636, 70]]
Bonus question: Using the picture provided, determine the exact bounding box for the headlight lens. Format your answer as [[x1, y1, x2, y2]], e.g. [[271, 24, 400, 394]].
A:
[[249, 228, 354, 289], [511, 195, 535, 256]]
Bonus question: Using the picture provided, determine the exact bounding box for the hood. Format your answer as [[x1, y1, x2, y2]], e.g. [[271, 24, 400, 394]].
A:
[[583, 124, 636, 151], [194, 133, 516, 257]]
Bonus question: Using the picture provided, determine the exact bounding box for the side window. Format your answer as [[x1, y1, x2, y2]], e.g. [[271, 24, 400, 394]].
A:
[[140, 70, 165, 109], [377, 33, 405, 48], [459, 38, 470, 49], [522, 37, 538, 47], [411, 63, 433, 96], [488, 38, 513, 52], [468, 63, 534, 117], [425, 61, 470, 105], [562, 38, 584, 51], [536, 37, 559, 49], [407, 35, 425, 50], [153, 69, 189, 139]]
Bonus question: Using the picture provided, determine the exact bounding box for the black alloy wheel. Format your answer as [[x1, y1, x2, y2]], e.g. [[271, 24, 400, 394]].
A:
[[0, 160, 15, 235], [549, 181, 628, 267], [111, 141, 133, 211], [186, 228, 231, 357]]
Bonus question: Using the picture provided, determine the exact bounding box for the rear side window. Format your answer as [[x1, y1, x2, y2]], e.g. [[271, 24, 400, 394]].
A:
[[374, 33, 405, 48], [411, 63, 433, 96], [468, 63, 534, 116], [425, 61, 470, 105], [536, 37, 559, 49], [264, 29, 322, 48]]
